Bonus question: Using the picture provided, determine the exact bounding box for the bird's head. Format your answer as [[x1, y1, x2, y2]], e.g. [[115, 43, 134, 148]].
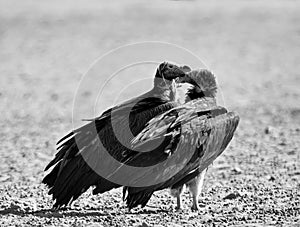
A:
[[152, 62, 189, 100], [178, 69, 217, 99], [155, 62, 187, 81]]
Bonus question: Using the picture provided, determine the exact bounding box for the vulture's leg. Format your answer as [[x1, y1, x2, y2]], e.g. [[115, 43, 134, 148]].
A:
[[176, 193, 182, 210], [170, 185, 185, 210], [188, 168, 207, 211]]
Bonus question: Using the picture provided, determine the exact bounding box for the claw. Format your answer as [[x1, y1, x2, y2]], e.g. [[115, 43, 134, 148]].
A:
[[191, 202, 200, 211]]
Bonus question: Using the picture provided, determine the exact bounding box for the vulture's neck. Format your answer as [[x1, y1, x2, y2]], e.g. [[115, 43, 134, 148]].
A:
[[147, 78, 175, 101]]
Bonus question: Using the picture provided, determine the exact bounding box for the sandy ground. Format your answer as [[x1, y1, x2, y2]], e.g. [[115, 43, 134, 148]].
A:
[[0, 0, 299, 226]]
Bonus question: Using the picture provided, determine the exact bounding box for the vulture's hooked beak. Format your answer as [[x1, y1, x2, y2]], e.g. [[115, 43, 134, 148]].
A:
[[170, 69, 187, 87], [175, 65, 193, 86]]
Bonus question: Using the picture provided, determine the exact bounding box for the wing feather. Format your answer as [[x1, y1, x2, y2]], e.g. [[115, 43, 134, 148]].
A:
[[43, 97, 179, 207], [131, 97, 217, 145], [124, 111, 239, 209]]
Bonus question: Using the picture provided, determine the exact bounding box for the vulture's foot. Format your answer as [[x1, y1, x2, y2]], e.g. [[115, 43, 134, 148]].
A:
[[191, 200, 200, 211]]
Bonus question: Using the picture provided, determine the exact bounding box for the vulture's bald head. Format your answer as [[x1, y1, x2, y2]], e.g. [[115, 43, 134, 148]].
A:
[[155, 62, 187, 81]]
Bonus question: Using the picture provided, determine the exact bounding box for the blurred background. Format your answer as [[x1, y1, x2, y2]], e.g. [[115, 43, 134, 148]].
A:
[[0, 0, 299, 122], [0, 0, 299, 226]]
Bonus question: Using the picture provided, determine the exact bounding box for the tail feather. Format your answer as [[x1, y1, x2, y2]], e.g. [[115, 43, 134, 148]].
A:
[[93, 179, 119, 194], [124, 189, 154, 209], [47, 126, 87, 171], [44, 153, 117, 208], [53, 168, 98, 208], [49, 156, 88, 207], [56, 131, 74, 145], [45, 137, 78, 171], [42, 161, 61, 187], [48, 158, 79, 196]]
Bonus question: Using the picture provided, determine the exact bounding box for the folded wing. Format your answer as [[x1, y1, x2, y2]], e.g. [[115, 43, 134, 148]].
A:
[[124, 104, 239, 209]]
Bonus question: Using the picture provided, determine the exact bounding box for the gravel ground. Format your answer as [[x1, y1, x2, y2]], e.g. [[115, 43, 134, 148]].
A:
[[0, 0, 299, 226]]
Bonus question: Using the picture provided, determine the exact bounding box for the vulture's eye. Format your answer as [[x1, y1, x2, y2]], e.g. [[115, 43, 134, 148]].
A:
[[168, 65, 173, 69]]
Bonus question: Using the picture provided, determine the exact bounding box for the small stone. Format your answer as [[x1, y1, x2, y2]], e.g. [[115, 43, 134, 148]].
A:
[[278, 141, 287, 146], [267, 175, 276, 181], [231, 167, 242, 174], [287, 150, 296, 155], [140, 222, 150, 227], [51, 93, 59, 101], [0, 175, 10, 182], [264, 126, 271, 134], [223, 192, 241, 200]]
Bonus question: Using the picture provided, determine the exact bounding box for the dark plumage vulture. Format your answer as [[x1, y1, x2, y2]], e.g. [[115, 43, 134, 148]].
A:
[[123, 69, 240, 210], [169, 69, 217, 210], [42, 62, 187, 208]]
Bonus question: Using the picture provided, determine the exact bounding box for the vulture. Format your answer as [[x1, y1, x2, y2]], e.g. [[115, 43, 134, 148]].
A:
[[42, 62, 188, 208], [170, 69, 216, 210], [123, 69, 240, 210]]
